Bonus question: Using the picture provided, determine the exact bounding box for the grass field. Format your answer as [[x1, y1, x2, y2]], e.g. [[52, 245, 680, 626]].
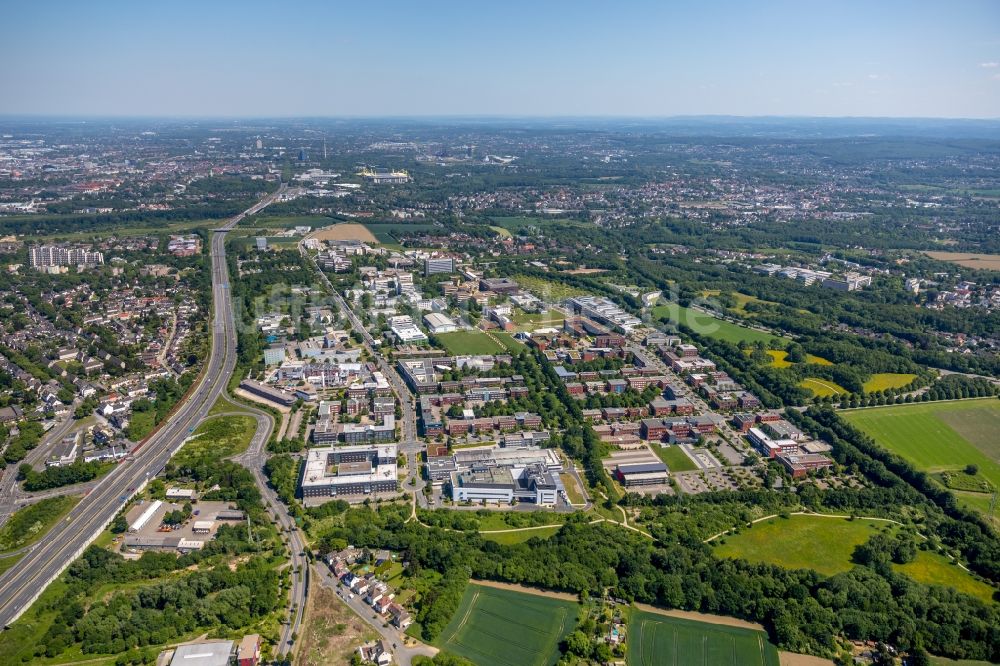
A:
[[805, 354, 833, 366], [515, 275, 586, 302], [492, 331, 525, 353], [843, 400, 1000, 522], [0, 496, 80, 553], [436, 584, 581, 666], [894, 550, 996, 604], [862, 373, 918, 392], [653, 444, 698, 472], [766, 350, 793, 368], [714, 515, 891, 576], [628, 610, 780, 666], [512, 309, 565, 331], [434, 330, 507, 355], [480, 526, 562, 545], [362, 222, 440, 246], [799, 378, 848, 397], [651, 303, 780, 345], [175, 414, 257, 466]]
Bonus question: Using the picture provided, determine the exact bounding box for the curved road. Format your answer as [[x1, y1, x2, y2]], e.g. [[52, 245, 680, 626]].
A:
[[0, 185, 285, 628]]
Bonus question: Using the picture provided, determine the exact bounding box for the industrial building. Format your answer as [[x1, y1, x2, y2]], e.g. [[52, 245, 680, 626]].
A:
[[423, 312, 458, 334], [239, 379, 296, 407], [450, 464, 561, 505]]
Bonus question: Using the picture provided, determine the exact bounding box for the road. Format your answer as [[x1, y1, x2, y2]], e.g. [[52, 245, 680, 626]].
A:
[[0, 184, 286, 629]]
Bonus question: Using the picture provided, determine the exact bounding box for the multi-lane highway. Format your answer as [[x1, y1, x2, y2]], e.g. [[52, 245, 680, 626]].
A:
[[0, 184, 285, 629]]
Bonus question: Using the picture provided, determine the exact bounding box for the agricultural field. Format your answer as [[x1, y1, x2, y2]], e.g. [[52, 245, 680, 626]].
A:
[[628, 609, 780, 666], [307, 223, 378, 243], [246, 213, 338, 229], [653, 444, 698, 472], [651, 302, 780, 346], [843, 400, 1000, 521], [174, 414, 257, 466], [362, 222, 440, 246], [862, 373, 918, 392], [434, 330, 507, 356], [713, 515, 892, 576], [435, 584, 581, 666], [924, 251, 1000, 272], [799, 378, 848, 397]]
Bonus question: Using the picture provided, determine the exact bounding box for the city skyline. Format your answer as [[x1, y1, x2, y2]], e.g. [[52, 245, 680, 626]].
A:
[[2, 0, 999, 119]]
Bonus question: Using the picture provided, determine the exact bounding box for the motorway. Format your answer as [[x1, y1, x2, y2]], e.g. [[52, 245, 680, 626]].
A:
[[0, 184, 286, 629]]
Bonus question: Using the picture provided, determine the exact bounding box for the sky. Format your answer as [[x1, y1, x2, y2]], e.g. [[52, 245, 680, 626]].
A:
[[1, 0, 999, 118]]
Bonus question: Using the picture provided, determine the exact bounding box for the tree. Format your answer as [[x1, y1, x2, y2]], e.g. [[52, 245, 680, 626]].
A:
[[965, 464, 979, 476]]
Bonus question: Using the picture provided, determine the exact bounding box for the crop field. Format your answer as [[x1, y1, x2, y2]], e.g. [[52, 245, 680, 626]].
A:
[[862, 373, 918, 392], [714, 515, 891, 576], [651, 303, 780, 345], [843, 400, 1000, 520], [362, 222, 440, 245], [436, 584, 580, 666], [434, 330, 507, 355], [924, 251, 1000, 272], [309, 223, 378, 243], [799, 378, 847, 397], [628, 610, 780, 666]]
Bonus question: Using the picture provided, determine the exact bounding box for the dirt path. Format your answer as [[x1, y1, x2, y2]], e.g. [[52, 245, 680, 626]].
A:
[[632, 603, 765, 631], [470, 579, 580, 602], [779, 652, 835, 666]]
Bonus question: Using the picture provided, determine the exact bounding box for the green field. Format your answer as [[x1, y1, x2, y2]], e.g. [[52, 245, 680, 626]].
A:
[[766, 350, 793, 368], [434, 330, 507, 355], [362, 222, 440, 245], [714, 515, 891, 576], [799, 377, 848, 397], [515, 275, 586, 302], [480, 526, 562, 545], [512, 309, 565, 330], [628, 610, 780, 666], [492, 331, 525, 353], [175, 414, 257, 466], [863, 373, 918, 392], [806, 353, 834, 366], [436, 584, 581, 666], [651, 303, 780, 345], [653, 445, 698, 472], [894, 550, 996, 604], [0, 496, 80, 553], [843, 400, 1000, 522]]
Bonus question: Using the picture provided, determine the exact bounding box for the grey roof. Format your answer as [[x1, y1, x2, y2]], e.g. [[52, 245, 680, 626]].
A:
[[170, 641, 233, 666], [617, 462, 668, 475]]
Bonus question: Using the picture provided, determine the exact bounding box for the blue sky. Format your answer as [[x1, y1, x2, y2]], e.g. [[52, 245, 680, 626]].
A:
[[1, 0, 999, 118]]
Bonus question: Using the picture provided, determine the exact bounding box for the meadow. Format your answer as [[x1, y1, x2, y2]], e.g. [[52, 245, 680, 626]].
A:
[[434, 330, 507, 356], [628, 609, 780, 666], [435, 584, 581, 666], [651, 302, 780, 345], [862, 373, 918, 392], [175, 414, 258, 466], [799, 378, 848, 397], [842, 400, 1000, 503], [713, 515, 892, 576]]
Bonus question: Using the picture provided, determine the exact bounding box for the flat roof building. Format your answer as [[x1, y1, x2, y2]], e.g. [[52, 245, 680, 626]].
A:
[[301, 444, 399, 502]]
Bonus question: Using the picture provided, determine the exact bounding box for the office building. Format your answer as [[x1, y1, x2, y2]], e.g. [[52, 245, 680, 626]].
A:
[[300, 444, 398, 501]]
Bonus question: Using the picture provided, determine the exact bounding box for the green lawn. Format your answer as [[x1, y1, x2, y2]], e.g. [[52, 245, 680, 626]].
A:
[[628, 610, 780, 666], [515, 275, 587, 302], [435, 584, 581, 666], [650, 303, 781, 345], [842, 400, 1000, 513], [894, 550, 996, 604], [863, 373, 918, 392], [652, 445, 698, 472], [126, 410, 157, 440], [492, 331, 526, 353], [175, 414, 258, 466], [714, 515, 892, 576], [799, 377, 848, 397], [434, 331, 507, 355], [0, 496, 80, 552], [480, 526, 562, 545]]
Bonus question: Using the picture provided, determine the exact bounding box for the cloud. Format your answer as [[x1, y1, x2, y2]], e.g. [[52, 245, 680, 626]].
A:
[[867, 73, 885, 80], [981, 61, 1000, 68]]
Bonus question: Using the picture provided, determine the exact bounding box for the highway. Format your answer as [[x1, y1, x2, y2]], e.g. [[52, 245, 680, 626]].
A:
[[0, 184, 286, 629]]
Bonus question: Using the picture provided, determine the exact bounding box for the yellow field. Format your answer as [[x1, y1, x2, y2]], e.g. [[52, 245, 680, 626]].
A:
[[800, 378, 847, 397], [863, 373, 917, 392], [309, 223, 378, 243], [924, 251, 1000, 272]]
